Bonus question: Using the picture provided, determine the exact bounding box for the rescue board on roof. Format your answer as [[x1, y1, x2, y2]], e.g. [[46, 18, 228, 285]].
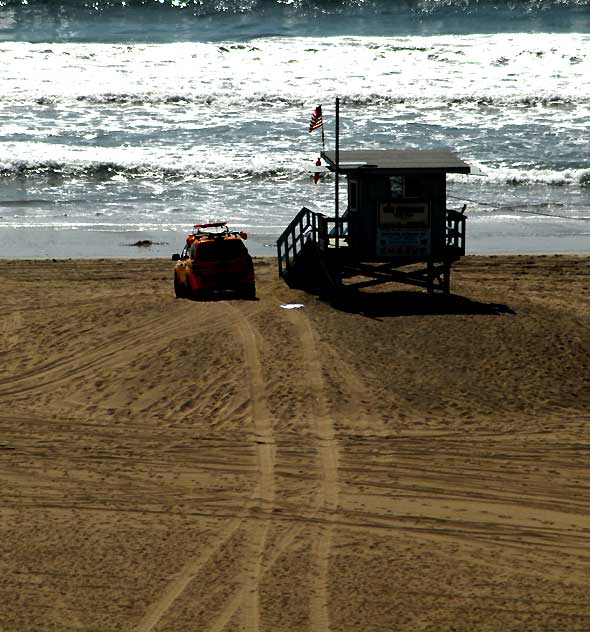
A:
[[171, 222, 255, 301]]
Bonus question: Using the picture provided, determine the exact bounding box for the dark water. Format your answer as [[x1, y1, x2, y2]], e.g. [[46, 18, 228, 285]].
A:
[[3, 0, 590, 42]]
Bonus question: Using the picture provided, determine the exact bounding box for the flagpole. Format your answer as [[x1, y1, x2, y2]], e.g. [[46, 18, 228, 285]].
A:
[[335, 96, 340, 250]]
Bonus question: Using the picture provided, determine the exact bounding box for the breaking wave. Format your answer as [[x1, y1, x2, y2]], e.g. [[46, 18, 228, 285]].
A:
[[0, 158, 295, 181], [12, 92, 589, 109], [453, 166, 590, 187], [30, 93, 306, 107], [2, 155, 590, 188]]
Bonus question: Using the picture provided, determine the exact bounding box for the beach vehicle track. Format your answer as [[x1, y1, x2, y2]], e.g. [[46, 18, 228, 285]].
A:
[[0, 308, 179, 389], [284, 309, 340, 632], [221, 301, 276, 631], [132, 512, 248, 632], [202, 302, 350, 631], [133, 301, 275, 632], [0, 310, 22, 378], [134, 302, 347, 631], [0, 310, 21, 350], [0, 302, 208, 397]]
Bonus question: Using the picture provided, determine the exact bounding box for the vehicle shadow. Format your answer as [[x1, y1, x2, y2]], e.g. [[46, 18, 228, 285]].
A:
[[184, 293, 258, 302], [320, 289, 516, 319]]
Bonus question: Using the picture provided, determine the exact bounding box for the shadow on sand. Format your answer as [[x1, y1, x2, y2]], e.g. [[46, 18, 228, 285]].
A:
[[321, 289, 516, 319], [184, 293, 259, 302]]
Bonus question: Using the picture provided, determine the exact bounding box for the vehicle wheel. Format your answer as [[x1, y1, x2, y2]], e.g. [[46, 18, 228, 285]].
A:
[[239, 283, 256, 300], [174, 272, 184, 298]]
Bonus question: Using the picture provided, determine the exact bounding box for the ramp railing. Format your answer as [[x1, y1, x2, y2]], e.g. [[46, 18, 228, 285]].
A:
[[445, 206, 467, 255], [277, 207, 327, 280]]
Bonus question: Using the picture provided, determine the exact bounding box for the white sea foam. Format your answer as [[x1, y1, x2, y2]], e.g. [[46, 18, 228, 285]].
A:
[[1, 141, 588, 188], [0, 35, 588, 105], [1, 29, 590, 252], [451, 166, 590, 187], [0, 141, 298, 179]]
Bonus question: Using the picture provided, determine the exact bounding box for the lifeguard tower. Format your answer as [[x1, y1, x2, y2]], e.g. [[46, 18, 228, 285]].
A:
[[277, 147, 471, 294]]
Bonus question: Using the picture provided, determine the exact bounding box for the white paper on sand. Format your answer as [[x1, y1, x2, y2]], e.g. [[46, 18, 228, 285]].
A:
[[279, 303, 304, 309]]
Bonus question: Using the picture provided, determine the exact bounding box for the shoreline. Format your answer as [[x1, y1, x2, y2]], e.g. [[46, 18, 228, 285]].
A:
[[1, 224, 590, 259], [2, 253, 590, 261]]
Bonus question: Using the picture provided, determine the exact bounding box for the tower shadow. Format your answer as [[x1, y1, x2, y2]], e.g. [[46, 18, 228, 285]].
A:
[[321, 288, 516, 319]]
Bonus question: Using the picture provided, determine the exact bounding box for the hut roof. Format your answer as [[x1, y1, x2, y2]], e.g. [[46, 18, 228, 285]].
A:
[[321, 149, 471, 174]]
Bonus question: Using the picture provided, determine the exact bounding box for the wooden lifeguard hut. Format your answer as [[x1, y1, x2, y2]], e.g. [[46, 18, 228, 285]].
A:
[[277, 144, 471, 295]]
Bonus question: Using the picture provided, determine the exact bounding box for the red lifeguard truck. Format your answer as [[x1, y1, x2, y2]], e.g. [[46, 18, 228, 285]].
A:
[[171, 222, 255, 300]]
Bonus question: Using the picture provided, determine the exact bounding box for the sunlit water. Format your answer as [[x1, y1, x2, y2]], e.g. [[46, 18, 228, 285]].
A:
[[1, 0, 589, 256]]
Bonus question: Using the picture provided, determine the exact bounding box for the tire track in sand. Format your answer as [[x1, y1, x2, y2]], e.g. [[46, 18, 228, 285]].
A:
[[133, 303, 274, 632], [0, 311, 21, 377], [286, 310, 340, 632], [0, 311, 21, 350], [133, 516, 246, 632], [211, 303, 276, 632], [0, 305, 199, 396]]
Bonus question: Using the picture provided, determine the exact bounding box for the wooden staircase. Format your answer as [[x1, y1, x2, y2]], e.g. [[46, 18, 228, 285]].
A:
[[276, 207, 339, 289]]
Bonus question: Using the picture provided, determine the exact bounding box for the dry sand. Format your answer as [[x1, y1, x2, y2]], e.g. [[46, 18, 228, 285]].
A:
[[1, 255, 590, 631]]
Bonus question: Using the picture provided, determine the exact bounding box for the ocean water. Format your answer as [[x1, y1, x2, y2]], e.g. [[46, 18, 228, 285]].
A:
[[1, 0, 590, 257]]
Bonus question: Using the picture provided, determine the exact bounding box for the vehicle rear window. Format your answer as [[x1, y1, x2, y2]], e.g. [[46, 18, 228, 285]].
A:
[[197, 238, 247, 261]]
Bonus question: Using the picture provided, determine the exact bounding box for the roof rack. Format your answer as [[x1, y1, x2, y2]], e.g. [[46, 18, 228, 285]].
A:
[[193, 222, 227, 229], [188, 222, 248, 241]]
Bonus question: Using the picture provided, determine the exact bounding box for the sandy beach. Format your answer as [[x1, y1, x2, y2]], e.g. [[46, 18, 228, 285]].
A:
[[1, 255, 590, 631]]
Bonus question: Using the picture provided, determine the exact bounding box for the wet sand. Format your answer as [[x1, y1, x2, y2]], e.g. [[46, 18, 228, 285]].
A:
[[1, 255, 590, 631]]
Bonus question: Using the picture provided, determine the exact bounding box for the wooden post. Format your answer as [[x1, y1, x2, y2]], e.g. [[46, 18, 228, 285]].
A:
[[443, 263, 451, 295], [427, 261, 434, 295]]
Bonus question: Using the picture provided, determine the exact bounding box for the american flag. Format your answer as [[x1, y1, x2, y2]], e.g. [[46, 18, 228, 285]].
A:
[[308, 105, 323, 132]]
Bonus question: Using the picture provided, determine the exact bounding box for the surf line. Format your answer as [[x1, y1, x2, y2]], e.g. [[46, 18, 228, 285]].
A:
[[448, 194, 590, 221]]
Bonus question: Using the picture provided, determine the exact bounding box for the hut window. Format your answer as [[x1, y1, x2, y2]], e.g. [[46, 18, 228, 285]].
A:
[[389, 176, 403, 199], [404, 176, 422, 198], [348, 180, 358, 211]]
